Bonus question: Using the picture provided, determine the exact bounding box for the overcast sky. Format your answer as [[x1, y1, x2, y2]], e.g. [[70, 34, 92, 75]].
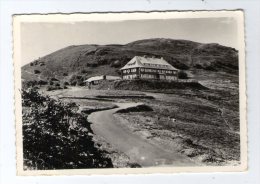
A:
[[21, 17, 238, 65]]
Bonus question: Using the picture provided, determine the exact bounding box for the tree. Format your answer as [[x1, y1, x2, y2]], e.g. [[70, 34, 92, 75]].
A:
[[178, 70, 188, 79]]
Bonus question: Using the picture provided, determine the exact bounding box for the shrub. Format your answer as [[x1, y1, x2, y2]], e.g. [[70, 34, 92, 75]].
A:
[[22, 89, 113, 169], [70, 81, 77, 86], [87, 63, 98, 67], [115, 69, 121, 75], [34, 70, 41, 74], [46, 85, 62, 91], [63, 72, 68, 76], [22, 88, 47, 106], [77, 81, 85, 86], [22, 80, 38, 89], [50, 77, 59, 81], [38, 80, 48, 85], [205, 65, 215, 71], [49, 81, 54, 85], [178, 70, 188, 79], [116, 104, 153, 113], [81, 69, 87, 74], [63, 81, 69, 86], [195, 64, 203, 69], [69, 75, 85, 86]]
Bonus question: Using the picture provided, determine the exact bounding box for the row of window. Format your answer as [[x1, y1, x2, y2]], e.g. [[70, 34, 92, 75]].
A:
[[122, 74, 177, 80], [123, 69, 137, 73], [122, 74, 138, 79], [140, 68, 176, 74], [122, 68, 177, 74], [143, 63, 169, 68], [140, 74, 156, 79], [166, 76, 177, 80]]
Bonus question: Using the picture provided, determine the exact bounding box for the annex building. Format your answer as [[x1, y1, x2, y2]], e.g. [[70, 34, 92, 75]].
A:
[[84, 75, 121, 85], [120, 56, 179, 80]]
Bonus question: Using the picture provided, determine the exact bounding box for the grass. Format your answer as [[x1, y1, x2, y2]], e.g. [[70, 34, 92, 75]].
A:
[[113, 84, 240, 165], [116, 104, 153, 113], [96, 95, 155, 99], [41, 70, 240, 166]]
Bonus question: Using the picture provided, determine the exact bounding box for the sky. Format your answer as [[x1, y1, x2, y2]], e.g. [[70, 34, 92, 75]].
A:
[[20, 17, 238, 66]]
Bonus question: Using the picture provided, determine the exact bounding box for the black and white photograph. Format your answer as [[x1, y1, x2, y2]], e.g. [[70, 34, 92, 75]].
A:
[[13, 11, 246, 175]]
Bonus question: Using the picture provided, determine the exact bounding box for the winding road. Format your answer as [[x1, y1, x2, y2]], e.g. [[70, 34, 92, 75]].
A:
[[88, 102, 196, 167]]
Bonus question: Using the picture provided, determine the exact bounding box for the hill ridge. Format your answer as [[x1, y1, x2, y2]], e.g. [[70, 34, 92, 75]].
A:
[[22, 38, 238, 83]]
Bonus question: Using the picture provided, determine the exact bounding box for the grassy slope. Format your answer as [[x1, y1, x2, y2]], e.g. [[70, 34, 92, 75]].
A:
[[21, 38, 238, 83]]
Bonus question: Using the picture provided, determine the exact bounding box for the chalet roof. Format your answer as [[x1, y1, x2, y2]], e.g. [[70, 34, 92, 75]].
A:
[[84, 75, 121, 82], [120, 56, 178, 70]]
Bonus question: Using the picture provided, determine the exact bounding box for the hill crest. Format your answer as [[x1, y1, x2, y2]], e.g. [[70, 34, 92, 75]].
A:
[[22, 38, 238, 83]]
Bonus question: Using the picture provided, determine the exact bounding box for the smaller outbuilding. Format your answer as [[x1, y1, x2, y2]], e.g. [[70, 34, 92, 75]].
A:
[[84, 75, 121, 86]]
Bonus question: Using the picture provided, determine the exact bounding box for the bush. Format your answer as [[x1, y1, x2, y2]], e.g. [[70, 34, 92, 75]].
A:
[[69, 75, 85, 86], [63, 72, 68, 76], [178, 70, 188, 79], [38, 80, 48, 85], [77, 81, 85, 86], [34, 70, 41, 74], [63, 81, 69, 86], [46, 85, 62, 91], [50, 77, 59, 81], [87, 63, 98, 67], [22, 89, 113, 169], [70, 81, 77, 86], [81, 69, 87, 74], [195, 64, 203, 69], [22, 88, 46, 106], [22, 80, 38, 89], [49, 81, 54, 85], [115, 69, 121, 75], [116, 104, 153, 113]]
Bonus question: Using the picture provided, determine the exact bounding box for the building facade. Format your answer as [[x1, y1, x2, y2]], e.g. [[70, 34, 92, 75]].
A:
[[120, 56, 179, 80]]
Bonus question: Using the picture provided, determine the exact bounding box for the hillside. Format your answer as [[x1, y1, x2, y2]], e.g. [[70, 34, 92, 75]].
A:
[[21, 38, 238, 84]]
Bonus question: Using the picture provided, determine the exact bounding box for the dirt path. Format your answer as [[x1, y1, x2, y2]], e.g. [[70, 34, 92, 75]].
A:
[[88, 102, 197, 167]]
